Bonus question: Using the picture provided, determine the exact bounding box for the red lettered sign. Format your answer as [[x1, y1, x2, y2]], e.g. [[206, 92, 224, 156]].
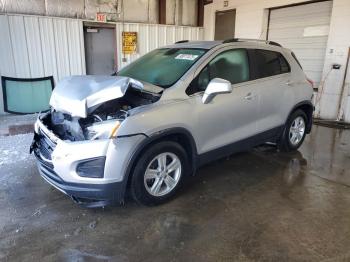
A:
[[96, 13, 107, 23]]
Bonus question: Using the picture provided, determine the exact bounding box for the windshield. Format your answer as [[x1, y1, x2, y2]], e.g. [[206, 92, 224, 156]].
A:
[[117, 48, 206, 88]]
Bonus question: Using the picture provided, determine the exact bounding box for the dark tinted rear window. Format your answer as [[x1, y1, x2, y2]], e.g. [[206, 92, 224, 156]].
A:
[[254, 49, 290, 78]]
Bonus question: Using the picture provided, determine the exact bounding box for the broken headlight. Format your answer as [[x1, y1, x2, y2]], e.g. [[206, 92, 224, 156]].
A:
[[84, 120, 120, 140]]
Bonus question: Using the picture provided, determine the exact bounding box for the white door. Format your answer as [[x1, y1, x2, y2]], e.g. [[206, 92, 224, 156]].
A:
[[268, 1, 332, 87], [215, 9, 236, 40]]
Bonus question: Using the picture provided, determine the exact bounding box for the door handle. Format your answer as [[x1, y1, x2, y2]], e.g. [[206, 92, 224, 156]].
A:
[[244, 93, 253, 100], [244, 92, 253, 100], [286, 80, 293, 86]]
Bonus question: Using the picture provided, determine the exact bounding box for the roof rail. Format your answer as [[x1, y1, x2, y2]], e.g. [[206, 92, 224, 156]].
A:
[[268, 41, 282, 47], [175, 40, 189, 44], [222, 38, 282, 47]]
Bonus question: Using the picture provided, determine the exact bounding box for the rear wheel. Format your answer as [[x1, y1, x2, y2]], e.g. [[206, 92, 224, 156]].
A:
[[278, 110, 307, 152], [130, 141, 188, 206]]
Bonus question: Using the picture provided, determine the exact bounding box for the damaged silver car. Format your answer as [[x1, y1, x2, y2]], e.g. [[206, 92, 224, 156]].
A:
[[31, 39, 314, 207]]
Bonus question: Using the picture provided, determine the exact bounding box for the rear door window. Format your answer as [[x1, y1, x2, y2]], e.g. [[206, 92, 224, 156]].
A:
[[254, 49, 290, 78]]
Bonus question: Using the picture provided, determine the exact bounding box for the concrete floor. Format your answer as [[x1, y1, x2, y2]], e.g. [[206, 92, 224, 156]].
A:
[[0, 114, 37, 136], [1, 125, 350, 261]]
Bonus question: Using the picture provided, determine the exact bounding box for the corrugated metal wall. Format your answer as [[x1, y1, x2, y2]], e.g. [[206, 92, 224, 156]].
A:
[[116, 22, 204, 68], [0, 14, 204, 114], [0, 14, 86, 114], [0, 14, 86, 81]]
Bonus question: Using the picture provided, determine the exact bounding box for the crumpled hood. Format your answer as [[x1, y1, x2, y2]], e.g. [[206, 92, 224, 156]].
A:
[[49, 75, 161, 118]]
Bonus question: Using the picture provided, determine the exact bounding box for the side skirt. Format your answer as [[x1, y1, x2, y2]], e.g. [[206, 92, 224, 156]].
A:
[[197, 125, 284, 167]]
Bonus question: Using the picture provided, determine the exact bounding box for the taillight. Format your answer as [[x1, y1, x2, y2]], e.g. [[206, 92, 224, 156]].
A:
[[306, 78, 314, 89]]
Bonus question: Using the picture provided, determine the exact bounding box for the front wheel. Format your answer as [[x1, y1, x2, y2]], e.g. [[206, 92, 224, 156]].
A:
[[130, 141, 188, 206], [278, 110, 307, 152]]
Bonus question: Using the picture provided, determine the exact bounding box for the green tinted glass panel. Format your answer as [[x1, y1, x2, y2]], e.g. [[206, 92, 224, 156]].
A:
[[4, 77, 53, 114], [187, 49, 250, 95], [118, 48, 206, 88], [209, 49, 249, 84]]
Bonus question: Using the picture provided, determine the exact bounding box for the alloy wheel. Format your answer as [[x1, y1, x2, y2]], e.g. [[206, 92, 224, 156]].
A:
[[289, 116, 305, 146], [143, 152, 182, 197]]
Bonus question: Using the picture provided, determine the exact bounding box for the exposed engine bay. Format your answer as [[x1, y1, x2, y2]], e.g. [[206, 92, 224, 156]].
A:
[[42, 87, 160, 141]]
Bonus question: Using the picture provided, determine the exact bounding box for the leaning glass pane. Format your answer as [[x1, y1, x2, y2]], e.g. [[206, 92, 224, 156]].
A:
[[3, 77, 53, 114]]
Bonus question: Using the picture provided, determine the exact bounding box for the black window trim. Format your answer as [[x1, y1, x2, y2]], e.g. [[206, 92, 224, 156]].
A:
[[279, 52, 291, 73], [291, 51, 303, 69]]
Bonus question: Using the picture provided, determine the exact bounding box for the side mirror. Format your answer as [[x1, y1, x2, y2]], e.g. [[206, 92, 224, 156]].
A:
[[202, 78, 232, 104]]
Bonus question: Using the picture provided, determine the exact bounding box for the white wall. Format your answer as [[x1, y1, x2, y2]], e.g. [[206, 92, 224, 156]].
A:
[[319, 0, 350, 122], [0, 14, 86, 114], [0, 0, 160, 24], [204, 0, 350, 123], [0, 13, 204, 114], [0, 0, 199, 26], [116, 23, 204, 69], [166, 0, 198, 26], [204, 0, 315, 40], [182, 0, 198, 26]]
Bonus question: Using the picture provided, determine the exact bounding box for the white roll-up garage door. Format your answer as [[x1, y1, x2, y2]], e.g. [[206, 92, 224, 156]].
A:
[[268, 1, 332, 87]]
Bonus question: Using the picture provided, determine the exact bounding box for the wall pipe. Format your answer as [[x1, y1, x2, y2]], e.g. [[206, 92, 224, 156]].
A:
[[336, 47, 350, 121]]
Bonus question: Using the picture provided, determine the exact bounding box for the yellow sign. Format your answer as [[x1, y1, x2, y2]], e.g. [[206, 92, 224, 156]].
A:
[[122, 32, 137, 54]]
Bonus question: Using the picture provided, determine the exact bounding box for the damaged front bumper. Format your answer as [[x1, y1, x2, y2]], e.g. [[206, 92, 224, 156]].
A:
[[30, 115, 146, 207], [33, 150, 124, 207]]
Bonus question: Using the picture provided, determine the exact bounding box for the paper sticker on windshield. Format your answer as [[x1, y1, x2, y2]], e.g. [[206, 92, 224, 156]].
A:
[[175, 54, 199, 61]]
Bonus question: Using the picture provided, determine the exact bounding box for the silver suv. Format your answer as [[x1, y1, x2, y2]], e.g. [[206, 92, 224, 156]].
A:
[[30, 39, 314, 207]]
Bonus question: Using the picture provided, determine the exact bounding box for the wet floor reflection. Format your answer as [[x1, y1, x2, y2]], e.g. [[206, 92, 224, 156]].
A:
[[1, 126, 350, 261], [282, 152, 307, 187], [300, 125, 350, 186]]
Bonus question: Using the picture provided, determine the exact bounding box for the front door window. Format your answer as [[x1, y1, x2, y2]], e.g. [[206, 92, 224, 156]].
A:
[[187, 49, 250, 95]]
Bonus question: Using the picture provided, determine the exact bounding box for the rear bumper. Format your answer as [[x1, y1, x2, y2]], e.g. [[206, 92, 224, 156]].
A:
[[33, 145, 125, 208]]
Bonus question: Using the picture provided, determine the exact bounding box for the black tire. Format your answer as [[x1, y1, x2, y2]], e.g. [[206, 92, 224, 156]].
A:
[[130, 141, 189, 206], [278, 109, 308, 152]]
